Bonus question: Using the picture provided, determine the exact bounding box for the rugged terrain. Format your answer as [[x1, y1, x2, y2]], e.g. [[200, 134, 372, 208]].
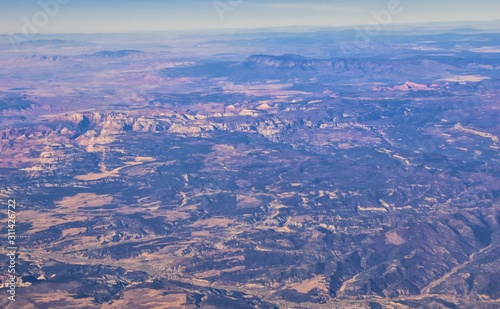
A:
[[0, 30, 499, 308]]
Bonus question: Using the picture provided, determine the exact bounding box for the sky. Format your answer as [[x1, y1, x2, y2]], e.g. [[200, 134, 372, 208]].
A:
[[0, 0, 499, 34]]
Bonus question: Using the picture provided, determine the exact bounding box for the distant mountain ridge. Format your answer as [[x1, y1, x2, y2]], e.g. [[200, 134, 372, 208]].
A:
[[86, 49, 145, 58]]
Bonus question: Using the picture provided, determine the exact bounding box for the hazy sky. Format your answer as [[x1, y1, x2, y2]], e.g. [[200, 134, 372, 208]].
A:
[[0, 0, 499, 34]]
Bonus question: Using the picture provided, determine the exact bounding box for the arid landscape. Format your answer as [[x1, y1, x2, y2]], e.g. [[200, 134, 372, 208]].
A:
[[0, 24, 499, 308]]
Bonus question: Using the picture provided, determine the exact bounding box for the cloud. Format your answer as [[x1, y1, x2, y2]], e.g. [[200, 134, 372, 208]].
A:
[[468, 46, 500, 53]]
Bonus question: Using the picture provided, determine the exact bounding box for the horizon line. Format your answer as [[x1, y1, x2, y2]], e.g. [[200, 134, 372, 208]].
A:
[[1, 19, 499, 36]]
